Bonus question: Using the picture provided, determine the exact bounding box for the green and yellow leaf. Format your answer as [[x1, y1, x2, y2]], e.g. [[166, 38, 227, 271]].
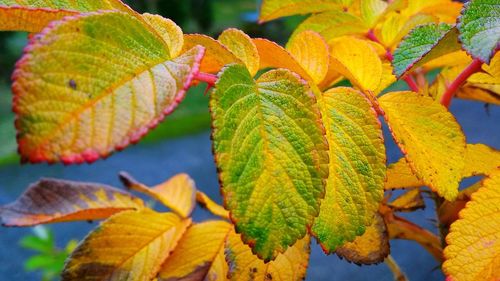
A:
[[0, 0, 131, 32], [286, 30, 330, 84], [13, 11, 204, 164], [458, 0, 500, 63], [211, 64, 329, 261], [335, 213, 389, 265], [158, 221, 232, 281], [218, 28, 260, 77], [226, 230, 310, 281], [443, 169, 500, 281], [141, 14, 184, 58], [119, 172, 197, 218], [0, 178, 143, 226], [62, 210, 191, 281], [379, 92, 466, 200], [196, 192, 230, 219], [392, 23, 461, 78], [312, 87, 385, 253]]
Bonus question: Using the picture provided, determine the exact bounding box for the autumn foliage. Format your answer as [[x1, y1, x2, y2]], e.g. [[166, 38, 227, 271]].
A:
[[0, 0, 499, 280]]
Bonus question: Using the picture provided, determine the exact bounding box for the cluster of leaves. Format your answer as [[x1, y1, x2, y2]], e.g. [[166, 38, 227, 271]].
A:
[[0, 0, 499, 280]]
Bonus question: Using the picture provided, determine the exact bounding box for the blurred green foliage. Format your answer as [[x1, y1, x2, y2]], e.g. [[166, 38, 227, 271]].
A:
[[20, 226, 77, 281], [0, 0, 303, 166]]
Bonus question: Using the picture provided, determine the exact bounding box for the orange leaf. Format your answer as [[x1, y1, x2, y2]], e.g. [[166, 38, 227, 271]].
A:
[[120, 172, 197, 218], [183, 34, 241, 74], [196, 191, 230, 219], [62, 210, 190, 281], [157, 221, 232, 281], [0, 178, 143, 227], [226, 230, 310, 281]]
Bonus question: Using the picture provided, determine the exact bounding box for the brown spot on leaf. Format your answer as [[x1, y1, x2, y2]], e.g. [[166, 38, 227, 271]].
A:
[[69, 79, 77, 90]]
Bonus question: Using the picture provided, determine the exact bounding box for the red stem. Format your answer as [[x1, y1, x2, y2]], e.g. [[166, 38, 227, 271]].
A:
[[366, 30, 420, 92], [194, 72, 218, 86], [440, 58, 483, 108]]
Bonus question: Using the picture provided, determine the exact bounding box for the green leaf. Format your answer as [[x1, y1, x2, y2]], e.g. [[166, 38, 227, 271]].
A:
[[0, 0, 131, 32], [12, 11, 204, 164], [312, 87, 385, 253], [393, 23, 461, 78], [458, 0, 500, 63], [211, 64, 329, 261]]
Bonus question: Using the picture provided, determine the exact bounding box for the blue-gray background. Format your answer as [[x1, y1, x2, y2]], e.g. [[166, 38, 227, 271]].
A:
[[0, 0, 497, 280]]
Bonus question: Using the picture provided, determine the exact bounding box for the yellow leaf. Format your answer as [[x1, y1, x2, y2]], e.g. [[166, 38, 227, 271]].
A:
[[335, 213, 389, 265], [468, 52, 500, 85], [329, 37, 383, 93], [252, 38, 312, 82], [0, 0, 131, 32], [443, 169, 500, 281], [142, 13, 183, 58], [196, 191, 230, 219], [119, 172, 197, 218], [438, 181, 482, 230], [379, 92, 466, 200], [457, 84, 500, 105], [291, 10, 368, 45], [375, 62, 397, 95], [218, 28, 260, 76], [387, 188, 425, 212], [385, 158, 423, 190], [183, 34, 241, 73], [360, 0, 388, 27], [386, 144, 500, 190], [62, 210, 190, 281], [259, 0, 349, 22], [0, 178, 144, 226], [158, 221, 232, 281], [376, 12, 438, 50], [226, 230, 310, 281], [422, 51, 472, 71], [286, 30, 330, 84]]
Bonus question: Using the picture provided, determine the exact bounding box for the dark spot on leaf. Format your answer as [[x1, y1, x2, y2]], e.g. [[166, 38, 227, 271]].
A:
[[69, 79, 77, 90], [266, 273, 273, 280]]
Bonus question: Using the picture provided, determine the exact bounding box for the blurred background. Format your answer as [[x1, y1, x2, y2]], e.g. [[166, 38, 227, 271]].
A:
[[0, 0, 498, 280]]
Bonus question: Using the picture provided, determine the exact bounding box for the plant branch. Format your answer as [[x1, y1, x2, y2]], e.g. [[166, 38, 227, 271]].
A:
[[365, 30, 420, 92], [194, 72, 218, 86], [385, 255, 408, 281], [383, 211, 444, 262], [440, 58, 483, 108]]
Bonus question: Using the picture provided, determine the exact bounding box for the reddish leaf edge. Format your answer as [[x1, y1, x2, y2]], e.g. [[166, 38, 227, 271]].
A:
[[11, 11, 205, 165]]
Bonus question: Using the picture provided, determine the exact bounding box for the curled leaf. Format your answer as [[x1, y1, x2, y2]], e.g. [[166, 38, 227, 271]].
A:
[[119, 172, 197, 218], [183, 34, 240, 74], [259, 0, 348, 22], [0, 178, 143, 226], [387, 188, 425, 212], [196, 192, 230, 219]]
